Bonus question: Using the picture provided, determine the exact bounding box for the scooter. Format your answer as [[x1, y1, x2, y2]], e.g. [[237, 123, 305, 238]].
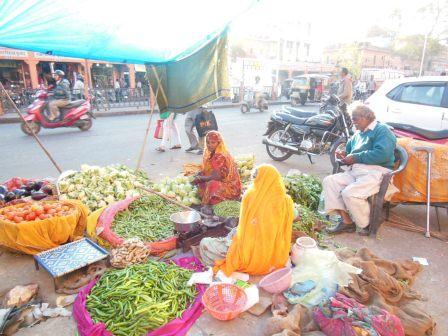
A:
[[240, 90, 268, 113], [387, 122, 448, 145], [21, 89, 94, 135]]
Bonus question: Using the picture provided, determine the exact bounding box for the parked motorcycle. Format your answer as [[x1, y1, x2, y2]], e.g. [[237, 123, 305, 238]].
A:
[[241, 90, 268, 113], [262, 95, 353, 165], [21, 89, 94, 135], [387, 122, 448, 145]]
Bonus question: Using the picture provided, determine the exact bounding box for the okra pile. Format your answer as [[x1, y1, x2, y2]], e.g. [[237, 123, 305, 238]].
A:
[[86, 261, 197, 336], [111, 195, 182, 242]]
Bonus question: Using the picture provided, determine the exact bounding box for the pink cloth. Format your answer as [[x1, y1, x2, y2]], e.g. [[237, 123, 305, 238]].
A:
[[73, 257, 205, 336]]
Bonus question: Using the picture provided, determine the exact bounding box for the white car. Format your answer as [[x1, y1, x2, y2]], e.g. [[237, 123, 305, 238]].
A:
[[365, 76, 448, 131]]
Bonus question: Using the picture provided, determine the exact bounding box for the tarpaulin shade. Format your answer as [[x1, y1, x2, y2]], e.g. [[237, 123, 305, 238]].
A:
[[0, 0, 256, 64], [147, 32, 230, 113]]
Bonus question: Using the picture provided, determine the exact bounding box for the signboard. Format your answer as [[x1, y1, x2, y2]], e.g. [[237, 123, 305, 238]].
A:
[[0, 48, 28, 59], [33, 52, 81, 62]]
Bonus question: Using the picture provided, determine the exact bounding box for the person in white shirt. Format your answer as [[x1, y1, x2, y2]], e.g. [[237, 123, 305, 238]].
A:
[[114, 79, 121, 102], [72, 74, 85, 99]]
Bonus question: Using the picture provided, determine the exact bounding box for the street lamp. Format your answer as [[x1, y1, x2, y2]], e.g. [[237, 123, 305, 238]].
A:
[[419, 33, 428, 76]]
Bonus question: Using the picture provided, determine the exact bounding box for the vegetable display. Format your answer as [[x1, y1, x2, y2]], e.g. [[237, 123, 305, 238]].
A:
[[110, 238, 151, 268], [213, 200, 241, 218], [0, 178, 54, 205], [284, 174, 322, 211], [58, 164, 149, 211], [0, 201, 73, 223], [111, 195, 181, 242], [235, 155, 255, 182], [152, 175, 201, 207], [86, 261, 197, 336]]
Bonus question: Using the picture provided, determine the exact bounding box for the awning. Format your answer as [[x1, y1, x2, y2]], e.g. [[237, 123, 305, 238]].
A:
[[0, 0, 257, 64]]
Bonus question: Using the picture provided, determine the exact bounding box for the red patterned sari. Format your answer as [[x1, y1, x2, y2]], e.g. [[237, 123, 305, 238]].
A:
[[198, 131, 242, 205]]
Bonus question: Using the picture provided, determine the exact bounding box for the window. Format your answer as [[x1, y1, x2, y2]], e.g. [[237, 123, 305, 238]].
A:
[[373, 55, 376, 65], [386, 85, 402, 100], [305, 44, 310, 57], [397, 84, 445, 107]]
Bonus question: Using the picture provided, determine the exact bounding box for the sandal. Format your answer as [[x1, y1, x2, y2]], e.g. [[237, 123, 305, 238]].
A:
[[170, 145, 181, 149], [156, 147, 166, 152]]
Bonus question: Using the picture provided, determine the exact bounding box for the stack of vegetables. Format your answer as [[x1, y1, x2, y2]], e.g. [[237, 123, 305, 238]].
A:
[[86, 261, 197, 336], [234, 154, 255, 183], [0, 201, 73, 223], [152, 175, 201, 207], [58, 164, 149, 211], [111, 195, 182, 243], [0, 178, 55, 206], [213, 200, 241, 218]]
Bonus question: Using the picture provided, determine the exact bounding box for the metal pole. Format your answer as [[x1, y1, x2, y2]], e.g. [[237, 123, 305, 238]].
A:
[[0, 82, 63, 173], [425, 151, 432, 238], [419, 33, 428, 77]]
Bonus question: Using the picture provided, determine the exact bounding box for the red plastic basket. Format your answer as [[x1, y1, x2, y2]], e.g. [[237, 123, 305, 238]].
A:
[[202, 284, 247, 321]]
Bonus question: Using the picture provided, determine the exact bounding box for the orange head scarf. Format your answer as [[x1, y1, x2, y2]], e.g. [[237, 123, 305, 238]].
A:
[[215, 164, 294, 276], [202, 131, 230, 174]]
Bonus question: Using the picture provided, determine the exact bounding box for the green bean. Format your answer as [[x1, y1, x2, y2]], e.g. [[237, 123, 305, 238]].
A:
[[86, 261, 196, 336], [111, 196, 182, 242]]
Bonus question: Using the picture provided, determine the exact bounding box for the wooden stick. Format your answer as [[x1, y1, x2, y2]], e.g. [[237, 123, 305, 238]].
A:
[[135, 84, 159, 173], [137, 185, 194, 211], [0, 82, 63, 173]]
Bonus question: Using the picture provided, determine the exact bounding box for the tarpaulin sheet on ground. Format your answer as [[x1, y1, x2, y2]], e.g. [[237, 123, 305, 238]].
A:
[[392, 138, 448, 203], [0, 0, 255, 64]]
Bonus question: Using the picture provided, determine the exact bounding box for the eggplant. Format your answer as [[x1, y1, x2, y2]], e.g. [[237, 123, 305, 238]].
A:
[[31, 191, 47, 201], [41, 185, 54, 195], [25, 182, 36, 192], [13, 189, 26, 197], [0, 185, 7, 195], [34, 181, 44, 191], [4, 192, 17, 202], [0, 194, 5, 202]]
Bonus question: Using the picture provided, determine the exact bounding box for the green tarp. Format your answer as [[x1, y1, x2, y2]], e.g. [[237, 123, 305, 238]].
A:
[[147, 32, 230, 113]]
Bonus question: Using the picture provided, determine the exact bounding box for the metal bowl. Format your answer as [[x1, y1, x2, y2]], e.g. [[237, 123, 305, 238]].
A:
[[170, 211, 201, 233]]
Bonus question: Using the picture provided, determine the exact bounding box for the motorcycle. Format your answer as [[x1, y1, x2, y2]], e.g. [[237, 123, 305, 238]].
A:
[[262, 95, 353, 165], [241, 90, 268, 113], [387, 122, 448, 145], [21, 89, 94, 135]]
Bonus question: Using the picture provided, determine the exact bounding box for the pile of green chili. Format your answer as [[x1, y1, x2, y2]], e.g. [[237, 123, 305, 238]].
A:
[[111, 195, 182, 242], [86, 261, 197, 336]]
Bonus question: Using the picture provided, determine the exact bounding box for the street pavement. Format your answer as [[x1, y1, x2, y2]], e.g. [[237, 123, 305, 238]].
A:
[[0, 103, 331, 181], [1, 104, 447, 335]]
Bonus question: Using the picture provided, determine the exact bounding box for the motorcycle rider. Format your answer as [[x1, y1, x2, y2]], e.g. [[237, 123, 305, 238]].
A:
[[337, 67, 352, 105], [253, 76, 264, 108], [48, 70, 70, 121]]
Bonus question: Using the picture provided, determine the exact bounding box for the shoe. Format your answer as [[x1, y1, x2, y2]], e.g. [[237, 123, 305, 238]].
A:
[[170, 145, 181, 149], [156, 147, 165, 152], [185, 147, 197, 152], [326, 219, 356, 234], [357, 226, 370, 236], [195, 149, 204, 155]]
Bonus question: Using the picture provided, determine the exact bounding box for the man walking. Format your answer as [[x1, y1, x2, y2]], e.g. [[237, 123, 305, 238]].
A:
[[48, 70, 70, 121], [337, 67, 352, 105], [367, 75, 376, 96], [185, 107, 201, 153]]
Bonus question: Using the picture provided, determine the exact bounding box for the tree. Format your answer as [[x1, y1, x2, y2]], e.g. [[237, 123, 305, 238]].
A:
[[393, 35, 444, 61], [332, 44, 363, 78]]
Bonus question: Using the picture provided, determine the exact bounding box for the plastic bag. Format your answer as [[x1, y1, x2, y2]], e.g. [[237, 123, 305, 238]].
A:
[[154, 119, 164, 139], [0, 200, 88, 255], [73, 257, 206, 336], [96, 197, 177, 254]]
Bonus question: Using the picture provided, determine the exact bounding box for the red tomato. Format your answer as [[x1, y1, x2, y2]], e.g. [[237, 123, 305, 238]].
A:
[[38, 214, 48, 220], [27, 213, 37, 221], [46, 208, 56, 215], [13, 216, 23, 223]]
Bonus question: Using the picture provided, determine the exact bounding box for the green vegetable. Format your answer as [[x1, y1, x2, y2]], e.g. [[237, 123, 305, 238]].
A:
[[59, 164, 149, 211], [213, 200, 241, 218], [293, 203, 329, 237], [112, 195, 182, 242], [86, 261, 197, 336], [152, 175, 200, 206], [283, 174, 322, 211]]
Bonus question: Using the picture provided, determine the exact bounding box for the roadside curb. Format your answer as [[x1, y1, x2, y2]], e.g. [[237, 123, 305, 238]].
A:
[[0, 101, 289, 124]]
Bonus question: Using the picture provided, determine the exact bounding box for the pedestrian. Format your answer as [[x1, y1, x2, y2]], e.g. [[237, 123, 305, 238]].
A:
[[136, 80, 142, 96], [72, 74, 85, 99], [184, 107, 201, 153], [337, 67, 353, 105], [367, 75, 376, 96], [156, 111, 181, 152], [114, 79, 121, 102], [194, 106, 218, 155]]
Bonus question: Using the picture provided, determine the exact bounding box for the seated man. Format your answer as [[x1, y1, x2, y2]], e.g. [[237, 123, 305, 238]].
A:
[[323, 104, 396, 235], [48, 70, 71, 121]]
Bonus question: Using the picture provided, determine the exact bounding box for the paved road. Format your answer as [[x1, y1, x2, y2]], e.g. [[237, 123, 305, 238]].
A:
[[0, 104, 333, 181]]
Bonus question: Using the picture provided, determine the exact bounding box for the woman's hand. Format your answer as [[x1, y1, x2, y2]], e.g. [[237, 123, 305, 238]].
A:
[[192, 176, 203, 185]]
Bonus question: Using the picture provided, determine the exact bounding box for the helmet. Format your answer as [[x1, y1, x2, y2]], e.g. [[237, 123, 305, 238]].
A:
[[53, 70, 65, 76]]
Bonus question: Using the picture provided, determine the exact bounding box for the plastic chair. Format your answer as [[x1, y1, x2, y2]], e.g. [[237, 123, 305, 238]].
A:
[[331, 146, 409, 236]]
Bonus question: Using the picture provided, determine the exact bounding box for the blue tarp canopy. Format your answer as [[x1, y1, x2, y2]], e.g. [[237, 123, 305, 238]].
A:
[[0, 0, 255, 64]]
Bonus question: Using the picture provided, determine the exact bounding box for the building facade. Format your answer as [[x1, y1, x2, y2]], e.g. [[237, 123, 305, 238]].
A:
[[0, 47, 147, 91]]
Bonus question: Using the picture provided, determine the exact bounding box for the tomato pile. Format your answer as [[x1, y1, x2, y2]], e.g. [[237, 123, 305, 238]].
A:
[[0, 202, 73, 223]]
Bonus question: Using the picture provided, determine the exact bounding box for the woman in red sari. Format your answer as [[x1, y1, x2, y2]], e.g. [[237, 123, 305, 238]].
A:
[[193, 131, 242, 205]]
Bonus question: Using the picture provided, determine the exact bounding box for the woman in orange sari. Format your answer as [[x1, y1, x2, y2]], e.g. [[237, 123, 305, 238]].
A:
[[193, 131, 242, 205], [213, 164, 294, 276]]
